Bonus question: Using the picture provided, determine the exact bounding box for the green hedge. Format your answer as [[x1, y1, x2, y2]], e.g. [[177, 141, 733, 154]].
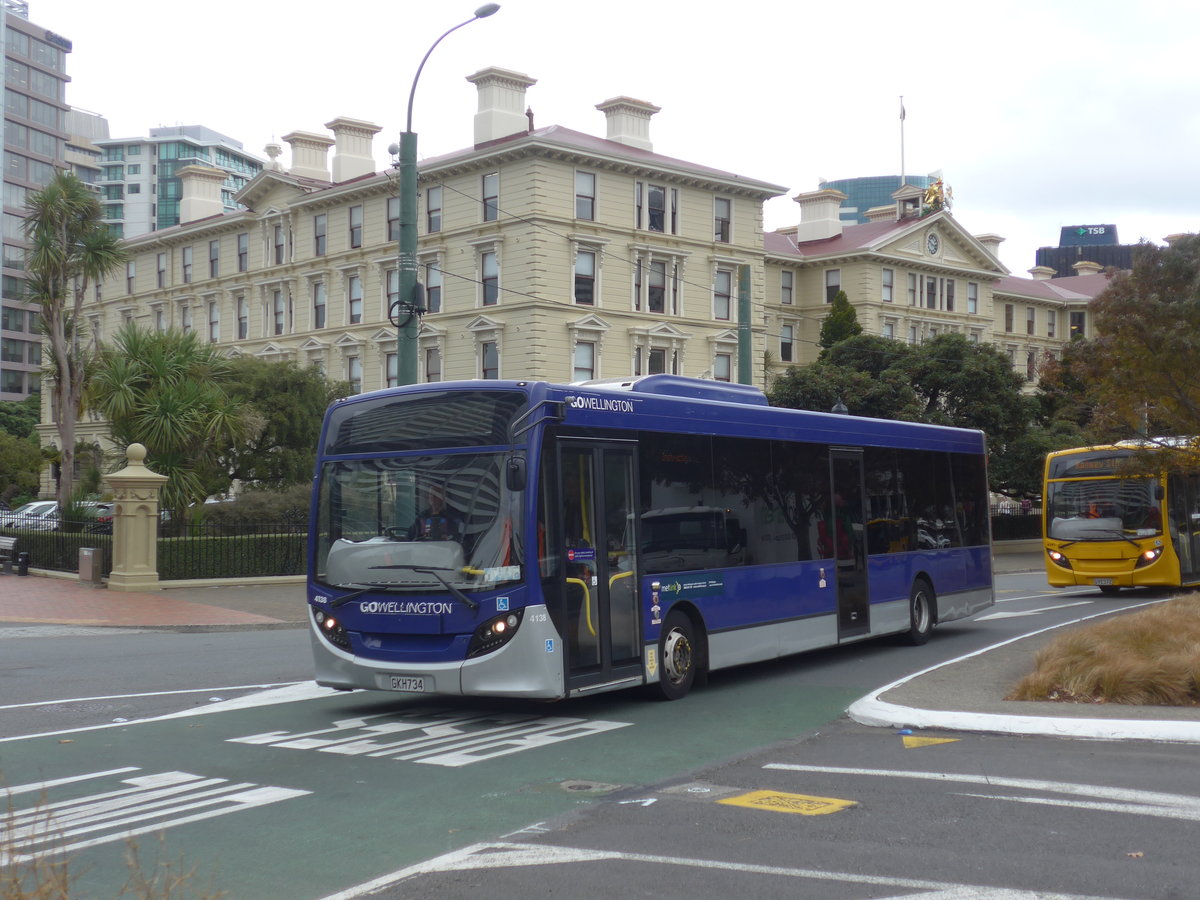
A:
[[157, 532, 307, 580], [3, 529, 113, 574]]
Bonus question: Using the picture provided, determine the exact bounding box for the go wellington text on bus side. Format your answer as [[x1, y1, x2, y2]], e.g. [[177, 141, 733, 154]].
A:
[[1043, 441, 1200, 593], [307, 375, 995, 701]]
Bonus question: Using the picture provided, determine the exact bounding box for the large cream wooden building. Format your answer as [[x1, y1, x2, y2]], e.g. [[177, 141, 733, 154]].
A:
[[41, 65, 1112, 465]]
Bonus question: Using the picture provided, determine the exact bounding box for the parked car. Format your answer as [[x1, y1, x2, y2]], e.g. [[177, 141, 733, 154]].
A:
[[0, 499, 59, 532]]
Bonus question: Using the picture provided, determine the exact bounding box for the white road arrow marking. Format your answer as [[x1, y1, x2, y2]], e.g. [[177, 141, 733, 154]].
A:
[[976, 600, 1092, 620]]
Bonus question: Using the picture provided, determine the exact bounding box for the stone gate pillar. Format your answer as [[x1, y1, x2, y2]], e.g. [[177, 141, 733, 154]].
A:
[[103, 443, 169, 592]]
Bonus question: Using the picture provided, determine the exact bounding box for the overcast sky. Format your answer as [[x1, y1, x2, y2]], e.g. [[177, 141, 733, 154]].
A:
[[38, 0, 1196, 275]]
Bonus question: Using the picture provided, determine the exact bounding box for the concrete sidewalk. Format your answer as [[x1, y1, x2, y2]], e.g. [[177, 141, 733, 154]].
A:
[[0, 570, 307, 630]]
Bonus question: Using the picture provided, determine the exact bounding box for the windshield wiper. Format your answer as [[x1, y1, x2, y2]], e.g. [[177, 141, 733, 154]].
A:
[[1078, 528, 1140, 548], [328, 582, 407, 608]]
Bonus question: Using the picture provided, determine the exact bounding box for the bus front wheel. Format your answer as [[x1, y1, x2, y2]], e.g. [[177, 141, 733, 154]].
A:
[[906, 579, 935, 645], [655, 611, 698, 701]]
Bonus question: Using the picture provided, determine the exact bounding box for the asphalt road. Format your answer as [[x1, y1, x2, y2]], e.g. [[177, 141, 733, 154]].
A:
[[2, 573, 1197, 899]]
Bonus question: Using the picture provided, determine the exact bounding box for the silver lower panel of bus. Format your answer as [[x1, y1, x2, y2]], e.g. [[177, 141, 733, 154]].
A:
[[310, 604, 566, 699], [704, 584, 993, 673]]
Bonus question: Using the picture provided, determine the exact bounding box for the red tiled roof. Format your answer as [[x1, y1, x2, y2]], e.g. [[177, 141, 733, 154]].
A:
[[421, 125, 789, 195]]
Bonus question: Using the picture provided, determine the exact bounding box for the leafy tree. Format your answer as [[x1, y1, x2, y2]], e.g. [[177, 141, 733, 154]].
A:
[[1081, 236, 1200, 462], [818, 290, 863, 355], [770, 331, 1035, 496], [24, 172, 126, 506], [1034, 339, 1098, 434], [221, 357, 350, 488], [769, 360, 921, 421], [0, 395, 40, 440], [88, 325, 254, 520], [903, 334, 1032, 448], [0, 431, 41, 506]]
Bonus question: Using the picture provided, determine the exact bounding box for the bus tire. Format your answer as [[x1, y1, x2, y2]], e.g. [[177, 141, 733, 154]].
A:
[[654, 611, 698, 701], [906, 579, 935, 645]]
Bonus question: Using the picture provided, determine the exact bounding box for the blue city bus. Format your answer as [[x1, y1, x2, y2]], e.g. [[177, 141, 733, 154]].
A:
[[307, 375, 993, 701]]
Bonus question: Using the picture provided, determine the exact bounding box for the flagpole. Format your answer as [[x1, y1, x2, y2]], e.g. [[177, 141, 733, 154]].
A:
[[899, 95, 906, 186]]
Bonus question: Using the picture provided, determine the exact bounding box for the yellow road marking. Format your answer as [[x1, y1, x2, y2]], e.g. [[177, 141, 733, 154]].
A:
[[717, 790, 856, 815], [902, 736, 960, 749]]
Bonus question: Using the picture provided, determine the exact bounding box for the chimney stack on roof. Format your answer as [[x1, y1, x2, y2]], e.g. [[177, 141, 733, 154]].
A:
[[1072, 260, 1104, 276], [177, 164, 227, 224], [595, 96, 660, 152], [1027, 265, 1056, 281], [282, 130, 335, 181], [467, 66, 537, 145], [793, 188, 847, 242], [326, 117, 383, 182], [974, 233, 1005, 259]]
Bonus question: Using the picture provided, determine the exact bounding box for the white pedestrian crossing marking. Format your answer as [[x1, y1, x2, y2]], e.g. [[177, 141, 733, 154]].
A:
[[1, 768, 310, 864], [230, 708, 632, 767]]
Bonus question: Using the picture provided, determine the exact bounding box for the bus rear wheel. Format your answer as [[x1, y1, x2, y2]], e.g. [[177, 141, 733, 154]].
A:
[[654, 611, 697, 701], [906, 579, 934, 645]]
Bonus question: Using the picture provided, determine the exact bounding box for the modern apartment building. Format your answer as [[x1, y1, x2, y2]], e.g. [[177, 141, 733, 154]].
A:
[[65, 107, 108, 191], [41, 65, 1114, 463], [818, 173, 938, 225], [93, 125, 263, 238], [2, 0, 71, 402]]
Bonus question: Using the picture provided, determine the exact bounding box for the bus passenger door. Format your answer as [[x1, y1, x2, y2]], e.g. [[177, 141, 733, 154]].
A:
[[560, 443, 642, 691], [831, 450, 870, 639], [1169, 474, 1200, 583]]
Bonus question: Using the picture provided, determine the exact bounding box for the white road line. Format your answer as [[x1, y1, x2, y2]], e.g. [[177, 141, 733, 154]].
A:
[[762, 765, 1200, 818], [976, 600, 1092, 620], [993, 588, 1092, 603], [2, 770, 310, 864], [3, 768, 140, 796], [317, 840, 1121, 900], [0, 682, 339, 744], [0, 682, 302, 712]]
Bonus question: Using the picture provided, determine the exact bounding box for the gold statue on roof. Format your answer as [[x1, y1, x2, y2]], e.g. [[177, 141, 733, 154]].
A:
[[923, 179, 953, 213]]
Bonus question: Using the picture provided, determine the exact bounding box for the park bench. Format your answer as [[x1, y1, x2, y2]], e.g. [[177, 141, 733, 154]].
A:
[[0, 534, 16, 574]]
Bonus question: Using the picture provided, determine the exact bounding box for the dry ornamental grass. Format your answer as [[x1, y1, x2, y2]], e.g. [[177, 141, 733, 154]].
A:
[[1006, 595, 1200, 706]]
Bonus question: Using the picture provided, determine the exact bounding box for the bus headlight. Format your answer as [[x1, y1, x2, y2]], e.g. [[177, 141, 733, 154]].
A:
[[1134, 546, 1163, 569], [313, 607, 351, 651], [467, 608, 524, 658], [1047, 549, 1071, 569]]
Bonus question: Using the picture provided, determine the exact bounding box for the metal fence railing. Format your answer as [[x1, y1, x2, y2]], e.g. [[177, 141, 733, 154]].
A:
[[8, 504, 1041, 580], [2, 514, 308, 579], [156, 519, 308, 580], [0, 515, 113, 575]]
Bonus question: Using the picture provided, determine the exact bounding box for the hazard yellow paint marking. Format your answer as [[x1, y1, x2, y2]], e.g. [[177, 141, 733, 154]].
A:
[[902, 736, 960, 749], [717, 790, 856, 816]]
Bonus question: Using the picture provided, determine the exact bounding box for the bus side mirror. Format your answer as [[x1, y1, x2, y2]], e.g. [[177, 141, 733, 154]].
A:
[[506, 456, 527, 491]]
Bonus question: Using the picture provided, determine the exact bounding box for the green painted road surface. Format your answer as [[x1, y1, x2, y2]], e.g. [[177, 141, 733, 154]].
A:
[[1, 673, 863, 899]]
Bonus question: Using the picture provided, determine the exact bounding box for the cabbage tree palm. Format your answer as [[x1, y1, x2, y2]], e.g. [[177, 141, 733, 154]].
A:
[[89, 324, 257, 521], [24, 172, 126, 505]]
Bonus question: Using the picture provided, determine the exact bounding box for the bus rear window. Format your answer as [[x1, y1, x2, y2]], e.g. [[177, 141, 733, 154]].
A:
[[324, 390, 527, 454]]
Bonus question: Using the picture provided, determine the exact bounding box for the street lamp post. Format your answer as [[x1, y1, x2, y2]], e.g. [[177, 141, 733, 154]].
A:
[[390, 4, 500, 386]]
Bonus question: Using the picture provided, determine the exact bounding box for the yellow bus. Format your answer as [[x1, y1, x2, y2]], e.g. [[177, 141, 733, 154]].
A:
[[1043, 443, 1200, 594]]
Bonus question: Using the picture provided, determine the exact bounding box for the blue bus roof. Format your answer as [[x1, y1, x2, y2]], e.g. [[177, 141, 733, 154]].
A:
[[331, 376, 987, 456]]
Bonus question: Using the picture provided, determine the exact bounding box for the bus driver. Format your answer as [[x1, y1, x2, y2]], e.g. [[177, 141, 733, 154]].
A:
[[407, 483, 464, 542]]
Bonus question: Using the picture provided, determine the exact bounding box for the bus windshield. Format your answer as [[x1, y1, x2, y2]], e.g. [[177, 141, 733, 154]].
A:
[[314, 452, 524, 592], [1046, 476, 1162, 541]]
